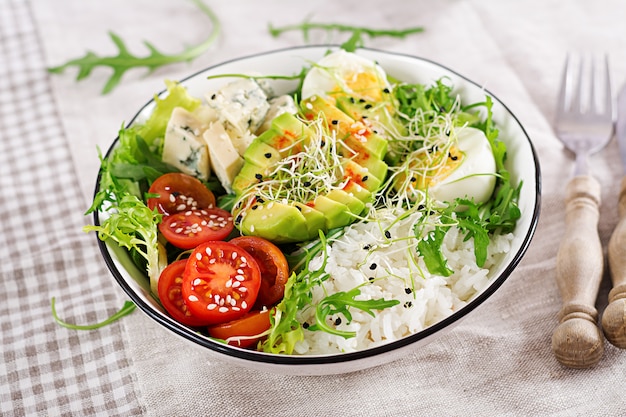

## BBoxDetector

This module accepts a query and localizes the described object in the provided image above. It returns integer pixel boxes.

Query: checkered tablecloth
[3,0,626,415]
[0,1,143,415]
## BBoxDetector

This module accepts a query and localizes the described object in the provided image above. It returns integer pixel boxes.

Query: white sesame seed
[305,102,313,109]
[193,278,202,286]
[241,301,248,309]
[214,294,220,303]
[218,307,229,313]
[239,287,247,293]
[232,307,240,311]
[232,281,241,288]
[237,269,244,274]
[225,279,232,288]
[230,299,236,306]
[206,247,212,256]
[196,253,202,260]
[175,227,183,234]
[209,258,216,264]
[188,295,199,302]
[232,251,238,260]
[207,303,217,310]
[169,194,176,203]
[250,225,255,232]
[235,275,245,281]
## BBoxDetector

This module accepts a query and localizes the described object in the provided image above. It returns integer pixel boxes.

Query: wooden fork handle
[602,177,626,348]
[552,175,604,368]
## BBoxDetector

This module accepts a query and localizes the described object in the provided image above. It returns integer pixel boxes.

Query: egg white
[301,50,390,101]
[429,127,497,205]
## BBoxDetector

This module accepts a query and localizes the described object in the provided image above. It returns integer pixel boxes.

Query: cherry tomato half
[207,309,271,348]
[230,236,289,309]
[182,241,261,325]
[157,259,207,327]
[158,208,234,249]
[147,172,215,215]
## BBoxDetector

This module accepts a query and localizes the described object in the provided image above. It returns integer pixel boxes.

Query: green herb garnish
[268,21,424,52]
[47,0,221,94]
[51,298,136,330]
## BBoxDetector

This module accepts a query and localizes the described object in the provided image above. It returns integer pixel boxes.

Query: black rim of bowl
[93,45,542,367]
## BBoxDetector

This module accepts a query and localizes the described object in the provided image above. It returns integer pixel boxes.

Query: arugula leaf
[47,0,221,94]
[308,288,400,338]
[51,298,136,330]
[268,21,424,51]
[261,231,332,354]
[416,227,454,277]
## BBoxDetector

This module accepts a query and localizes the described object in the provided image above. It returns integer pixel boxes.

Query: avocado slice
[243,136,282,168]
[336,96,406,138]
[342,159,382,193]
[342,179,373,204]
[260,113,313,157]
[293,202,328,238]
[231,163,267,195]
[239,201,311,243]
[326,189,366,216]
[308,196,353,230]
[301,95,388,159]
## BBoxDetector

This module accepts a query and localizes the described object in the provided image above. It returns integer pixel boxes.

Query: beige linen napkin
[35,0,626,415]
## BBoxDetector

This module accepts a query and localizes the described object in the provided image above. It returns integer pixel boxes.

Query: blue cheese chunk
[162,107,211,181]
[202,122,244,194]
[256,95,298,134]
[206,78,270,141]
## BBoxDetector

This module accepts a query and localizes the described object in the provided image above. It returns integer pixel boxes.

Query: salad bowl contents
[89,46,540,375]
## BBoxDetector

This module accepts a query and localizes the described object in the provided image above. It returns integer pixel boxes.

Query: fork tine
[571,55,584,114]
[602,54,612,116]
[556,54,571,116]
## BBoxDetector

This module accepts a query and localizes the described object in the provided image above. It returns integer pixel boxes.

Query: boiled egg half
[301,50,390,103]
[396,126,497,205]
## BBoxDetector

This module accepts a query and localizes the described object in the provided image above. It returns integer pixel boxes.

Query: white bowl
[93,46,541,375]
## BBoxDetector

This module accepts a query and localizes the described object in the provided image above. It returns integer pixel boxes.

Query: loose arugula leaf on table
[51,298,136,330]
[268,21,424,52]
[47,0,221,94]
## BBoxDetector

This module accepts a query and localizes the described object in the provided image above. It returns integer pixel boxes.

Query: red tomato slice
[230,236,289,309]
[158,208,234,249]
[147,172,216,215]
[207,309,271,348]
[182,241,261,325]
[157,259,207,327]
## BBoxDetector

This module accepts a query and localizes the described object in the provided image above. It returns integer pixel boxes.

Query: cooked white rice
[293,208,513,355]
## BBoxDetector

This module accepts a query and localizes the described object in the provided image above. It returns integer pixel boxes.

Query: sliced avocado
[261,113,313,156]
[231,163,266,195]
[243,135,282,168]
[292,202,327,237]
[326,189,365,216]
[301,96,388,160]
[342,159,382,193]
[239,201,311,243]
[308,195,353,230]
[342,180,372,204]
[336,96,406,139]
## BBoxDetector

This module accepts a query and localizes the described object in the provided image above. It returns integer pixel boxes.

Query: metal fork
[551,54,614,369]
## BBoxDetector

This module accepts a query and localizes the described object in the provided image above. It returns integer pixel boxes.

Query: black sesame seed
[254,173,263,180]
[383,88,390,94]
[296,205,302,211]
[369,263,377,270]
[368,276,375,282]
[210,94,216,100]
[384,230,391,239]
[417,204,425,210]
[302,322,309,329]
[451,155,458,161]
[251,205,258,210]
[363,244,371,250]
[303,181,311,187]
[349,97,355,103]
[321,140,326,147]
[264,152,272,158]
[362,115,368,119]
[257,197,264,204]
[405,288,412,294]
[334,317,342,325]
[410,177,417,182]
[235,214,242,224]
[359,98,366,103]
[404,301,413,308]
[364,104,373,110]
[331,120,339,125]
[362,175,368,182]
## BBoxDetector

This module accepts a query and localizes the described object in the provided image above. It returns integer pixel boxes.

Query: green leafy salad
[86,48,521,354]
